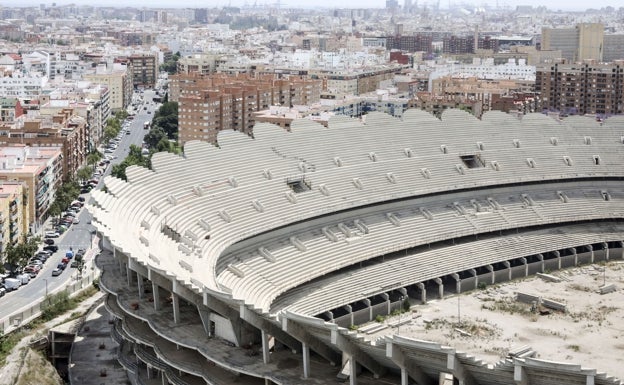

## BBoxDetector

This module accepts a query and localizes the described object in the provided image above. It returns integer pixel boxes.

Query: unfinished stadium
[89,109,624,385]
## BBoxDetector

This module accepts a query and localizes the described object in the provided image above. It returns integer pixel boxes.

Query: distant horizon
[4,0,624,12]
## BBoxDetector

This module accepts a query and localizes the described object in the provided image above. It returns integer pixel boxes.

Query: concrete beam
[331,328,387,378]
[281,317,340,365]
[240,304,301,353]
[447,353,475,385]
[386,341,435,385]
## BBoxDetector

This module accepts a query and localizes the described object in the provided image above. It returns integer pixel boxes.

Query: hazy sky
[11,0,624,11]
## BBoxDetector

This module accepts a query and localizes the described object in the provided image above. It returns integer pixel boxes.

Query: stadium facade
[90,110,624,385]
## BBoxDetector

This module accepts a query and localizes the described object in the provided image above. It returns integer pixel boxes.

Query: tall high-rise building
[536,61,624,116]
[542,23,604,62]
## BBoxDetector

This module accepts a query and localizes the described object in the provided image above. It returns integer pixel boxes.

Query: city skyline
[7,0,624,11]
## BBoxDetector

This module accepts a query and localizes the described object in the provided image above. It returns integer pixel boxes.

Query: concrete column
[343,305,353,327]
[152,282,161,311]
[587,374,595,385]
[147,364,151,379]
[161,370,167,385]
[434,278,443,299]
[503,260,511,281]
[571,247,578,266]
[302,342,310,378]
[452,273,460,294]
[401,367,409,385]
[603,242,609,262]
[514,364,528,385]
[362,299,372,322]
[520,257,528,277]
[325,311,334,322]
[172,292,180,324]
[486,265,495,284]
[380,293,390,314]
[537,254,544,273]
[554,250,561,270]
[137,273,143,299]
[588,244,594,263]
[620,241,624,259]
[416,283,426,304]
[261,330,270,364]
[126,263,132,287]
[469,269,477,288]
[349,355,358,385]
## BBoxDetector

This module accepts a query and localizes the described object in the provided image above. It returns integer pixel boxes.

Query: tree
[144,127,167,149]
[111,144,150,181]
[86,152,102,170]
[3,237,40,273]
[77,166,92,183]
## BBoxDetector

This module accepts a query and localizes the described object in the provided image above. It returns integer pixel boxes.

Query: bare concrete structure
[91,110,624,385]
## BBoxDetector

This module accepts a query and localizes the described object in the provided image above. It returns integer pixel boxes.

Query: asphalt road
[0,91,158,319]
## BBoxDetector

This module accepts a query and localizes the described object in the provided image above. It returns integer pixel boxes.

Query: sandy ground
[373,261,624,381]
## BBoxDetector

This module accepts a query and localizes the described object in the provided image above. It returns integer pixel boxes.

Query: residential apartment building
[310,65,405,97]
[177,73,322,145]
[0,109,89,181]
[0,146,62,227]
[536,61,624,116]
[0,71,48,99]
[118,54,158,88]
[0,182,29,250]
[83,62,133,112]
[542,23,604,63]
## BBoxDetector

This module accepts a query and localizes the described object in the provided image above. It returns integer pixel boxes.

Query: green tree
[3,236,39,272]
[144,127,167,149]
[111,145,150,181]
[86,152,102,171]
[77,166,92,183]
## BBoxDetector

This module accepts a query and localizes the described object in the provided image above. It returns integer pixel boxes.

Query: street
[0,90,158,319]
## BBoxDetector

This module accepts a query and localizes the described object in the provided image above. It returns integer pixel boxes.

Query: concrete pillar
[416,283,426,304]
[152,282,161,311]
[571,247,578,266]
[503,260,511,281]
[325,311,334,322]
[554,250,561,270]
[261,330,270,364]
[588,244,594,263]
[172,292,180,324]
[401,367,409,385]
[486,265,495,284]
[302,342,310,378]
[362,299,372,322]
[520,257,528,277]
[587,374,595,385]
[603,242,609,262]
[469,269,477,288]
[380,293,390,315]
[620,241,624,259]
[161,370,167,385]
[343,305,353,327]
[125,263,132,287]
[137,273,143,299]
[452,273,461,294]
[514,364,528,385]
[349,355,358,385]
[537,254,544,273]
[434,278,443,299]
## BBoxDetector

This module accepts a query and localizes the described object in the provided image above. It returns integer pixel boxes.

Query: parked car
[72,218,80,224]
[43,245,59,253]
[44,231,60,238]
[44,238,55,245]
[77,196,86,202]
[51,268,62,276]
[16,273,30,285]
[0,286,6,297]
[3,278,20,291]
[57,262,67,270]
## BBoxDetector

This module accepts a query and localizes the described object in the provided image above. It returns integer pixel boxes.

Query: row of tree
[111,102,179,181]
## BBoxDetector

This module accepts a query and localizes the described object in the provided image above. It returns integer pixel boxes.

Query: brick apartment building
[536,61,624,116]
[175,73,322,145]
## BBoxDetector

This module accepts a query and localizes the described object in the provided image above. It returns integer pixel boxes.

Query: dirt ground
[374,261,624,381]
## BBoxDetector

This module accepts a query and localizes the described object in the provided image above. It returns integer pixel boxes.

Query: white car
[45,231,60,238]
[72,218,80,224]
